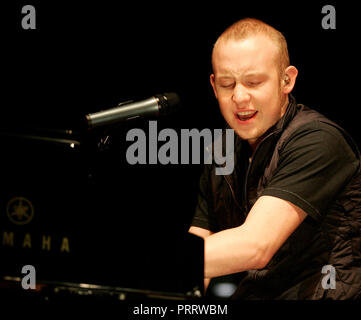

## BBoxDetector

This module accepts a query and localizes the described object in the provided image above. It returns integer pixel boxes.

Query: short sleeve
[262,121,359,221]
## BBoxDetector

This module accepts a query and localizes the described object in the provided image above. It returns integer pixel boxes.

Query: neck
[280,94,289,117]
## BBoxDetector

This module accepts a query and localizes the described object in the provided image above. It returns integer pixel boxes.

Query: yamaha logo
[6,197,34,225]
[3,197,70,252]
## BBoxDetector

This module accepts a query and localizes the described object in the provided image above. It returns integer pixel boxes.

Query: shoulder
[264,119,359,220]
[282,120,358,162]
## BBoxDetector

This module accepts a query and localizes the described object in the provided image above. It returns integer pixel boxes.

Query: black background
[1,0,359,298]
[3,1,357,139]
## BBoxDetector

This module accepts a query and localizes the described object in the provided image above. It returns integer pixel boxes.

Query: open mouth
[236,110,258,121]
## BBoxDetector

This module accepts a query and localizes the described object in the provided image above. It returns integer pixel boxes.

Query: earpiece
[284,75,290,84]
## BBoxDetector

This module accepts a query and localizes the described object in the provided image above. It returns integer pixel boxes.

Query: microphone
[85,92,181,128]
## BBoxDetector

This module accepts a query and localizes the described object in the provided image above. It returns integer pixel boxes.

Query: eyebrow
[216,76,234,80]
[216,71,266,79]
[244,72,267,77]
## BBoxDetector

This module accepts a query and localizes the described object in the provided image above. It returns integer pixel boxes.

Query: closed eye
[218,83,235,89]
[246,81,262,87]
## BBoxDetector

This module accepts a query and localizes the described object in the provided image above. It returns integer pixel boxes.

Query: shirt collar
[272,94,298,135]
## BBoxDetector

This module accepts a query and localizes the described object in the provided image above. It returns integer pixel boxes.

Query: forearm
[204,225,265,279]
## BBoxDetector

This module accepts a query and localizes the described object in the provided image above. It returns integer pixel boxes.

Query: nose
[232,83,251,107]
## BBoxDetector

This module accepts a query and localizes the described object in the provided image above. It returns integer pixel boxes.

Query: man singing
[189,18,361,299]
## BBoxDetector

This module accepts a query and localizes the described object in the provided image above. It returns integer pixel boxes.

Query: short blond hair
[212,18,290,77]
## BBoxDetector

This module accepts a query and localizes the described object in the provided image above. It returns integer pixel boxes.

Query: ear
[210,74,218,99]
[282,66,298,94]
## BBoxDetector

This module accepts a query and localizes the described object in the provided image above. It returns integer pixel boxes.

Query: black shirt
[191,98,361,300]
[192,120,359,230]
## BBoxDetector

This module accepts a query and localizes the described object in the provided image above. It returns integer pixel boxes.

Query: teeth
[237,111,256,116]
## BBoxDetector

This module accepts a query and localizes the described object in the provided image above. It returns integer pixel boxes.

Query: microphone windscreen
[157,92,181,116]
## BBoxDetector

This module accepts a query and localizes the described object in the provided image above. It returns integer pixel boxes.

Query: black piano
[0,122,204,302]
